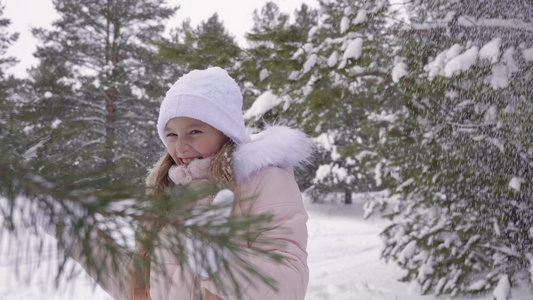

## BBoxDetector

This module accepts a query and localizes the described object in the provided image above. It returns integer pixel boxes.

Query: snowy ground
[305,194,475,300]
[1,192,528,299]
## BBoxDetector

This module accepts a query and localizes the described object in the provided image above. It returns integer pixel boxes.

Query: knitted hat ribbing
[157,67,245,146]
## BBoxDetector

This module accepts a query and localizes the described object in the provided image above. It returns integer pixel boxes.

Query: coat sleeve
[67,228,132,300]
[201,166,309,300]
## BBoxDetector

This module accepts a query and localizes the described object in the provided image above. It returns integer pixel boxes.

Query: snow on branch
[458,16,533,32]
[243,91,283,121]
[407,16,533,33]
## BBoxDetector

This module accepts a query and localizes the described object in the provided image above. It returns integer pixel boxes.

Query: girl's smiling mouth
[180,157,203,165]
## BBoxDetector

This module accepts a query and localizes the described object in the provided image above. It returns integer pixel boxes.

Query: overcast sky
[3,0,316,78]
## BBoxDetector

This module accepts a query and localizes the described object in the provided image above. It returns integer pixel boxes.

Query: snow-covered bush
[371,0,533,296]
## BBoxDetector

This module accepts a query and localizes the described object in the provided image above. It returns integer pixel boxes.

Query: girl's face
[164,117,227,166]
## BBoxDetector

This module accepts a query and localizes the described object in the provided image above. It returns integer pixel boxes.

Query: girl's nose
[176,140,190,154]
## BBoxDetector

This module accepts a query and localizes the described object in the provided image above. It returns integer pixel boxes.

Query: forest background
[1,0,532,299]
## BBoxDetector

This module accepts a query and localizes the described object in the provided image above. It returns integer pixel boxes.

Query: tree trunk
[104,3,120,164]
[344,188,352,204]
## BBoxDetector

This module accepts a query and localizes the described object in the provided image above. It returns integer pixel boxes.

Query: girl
[71,67,311,299]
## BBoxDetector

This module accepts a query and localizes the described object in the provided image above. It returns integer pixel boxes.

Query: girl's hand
[185,189,234,279]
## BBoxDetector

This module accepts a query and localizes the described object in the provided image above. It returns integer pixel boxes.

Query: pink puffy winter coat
[69,126,311,300]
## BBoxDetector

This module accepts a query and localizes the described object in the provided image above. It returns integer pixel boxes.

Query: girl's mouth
[180,157,203,165]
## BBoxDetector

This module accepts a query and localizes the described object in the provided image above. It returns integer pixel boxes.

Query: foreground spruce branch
[0,152,282,297]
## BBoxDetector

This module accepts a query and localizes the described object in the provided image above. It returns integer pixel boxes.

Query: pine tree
[238,2,321,191]
[0,1,17,77]
[0,0,24,159]
[243,2,306,90]
[156,13,241,78]
[362,0,533,295]
[243,0,396,203]
[241,2,316,110]
[0,0,19,111]
[26,0,176,179]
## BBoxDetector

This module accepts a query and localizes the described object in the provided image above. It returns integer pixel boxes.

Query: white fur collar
[233,126,312,182]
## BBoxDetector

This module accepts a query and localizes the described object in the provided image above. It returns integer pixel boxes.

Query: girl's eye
[166,133,177,137]
[190,130,202,135]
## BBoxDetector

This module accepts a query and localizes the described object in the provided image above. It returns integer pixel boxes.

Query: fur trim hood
[233,126,312,182]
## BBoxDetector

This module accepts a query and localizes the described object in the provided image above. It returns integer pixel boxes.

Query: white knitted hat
[157,67,245,146]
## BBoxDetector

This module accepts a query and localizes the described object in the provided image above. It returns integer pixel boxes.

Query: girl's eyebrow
[164,125,179,132]
[186,123,209,130]
[164,122,206,132]
[187,120,206,127]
